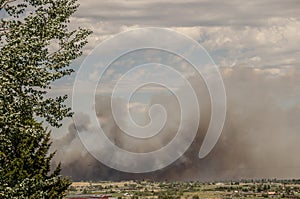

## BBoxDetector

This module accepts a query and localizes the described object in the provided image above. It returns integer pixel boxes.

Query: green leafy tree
[0,0,91,198]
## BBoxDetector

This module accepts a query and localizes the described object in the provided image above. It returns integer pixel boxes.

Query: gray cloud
[75,0,300,27]
[67,0,300,70]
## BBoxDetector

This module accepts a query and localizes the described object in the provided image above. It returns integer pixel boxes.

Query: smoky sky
[1,0,298,183]
[49,0,300,181]
[51,66,300,181]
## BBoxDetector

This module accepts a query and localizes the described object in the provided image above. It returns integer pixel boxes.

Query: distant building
[267,191,276,195]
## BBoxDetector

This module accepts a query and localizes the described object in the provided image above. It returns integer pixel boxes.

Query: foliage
[0,0,91,198]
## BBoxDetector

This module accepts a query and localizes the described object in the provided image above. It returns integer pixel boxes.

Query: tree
[0,0,91,198]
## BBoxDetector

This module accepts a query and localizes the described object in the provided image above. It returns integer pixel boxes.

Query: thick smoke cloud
[52,66,300,181]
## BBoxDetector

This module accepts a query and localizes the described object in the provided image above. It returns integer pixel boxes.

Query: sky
[72,0,300,68]
[48,0,300,101]
[51,0,300,130]
[48,0,300,180]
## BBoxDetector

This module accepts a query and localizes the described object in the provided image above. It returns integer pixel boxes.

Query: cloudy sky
[71,0,300,70]
[47,0,300,180]
[51,0,300,134]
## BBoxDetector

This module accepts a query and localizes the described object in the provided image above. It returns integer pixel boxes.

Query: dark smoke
[52,66,300,181]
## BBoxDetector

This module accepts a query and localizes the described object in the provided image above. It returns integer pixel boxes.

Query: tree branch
[0,0,17,9]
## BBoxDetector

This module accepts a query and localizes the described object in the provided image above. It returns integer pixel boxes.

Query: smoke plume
[52,66,300,181]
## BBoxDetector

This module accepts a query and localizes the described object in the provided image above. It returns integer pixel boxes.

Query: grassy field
[67,179,300,198]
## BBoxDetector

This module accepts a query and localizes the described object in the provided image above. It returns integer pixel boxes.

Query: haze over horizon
[49,0,300,181]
